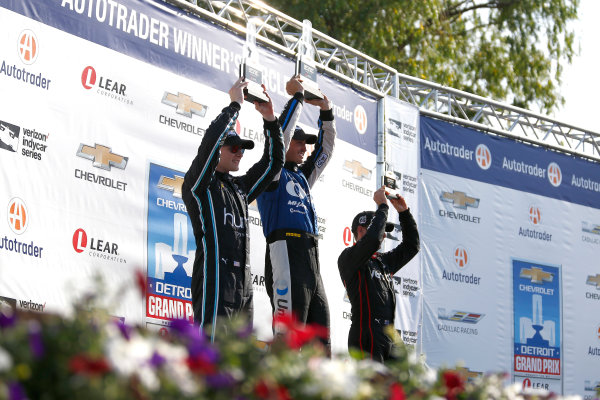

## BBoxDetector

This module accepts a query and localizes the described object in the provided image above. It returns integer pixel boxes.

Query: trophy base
[304,87,324,101]
[244,87,269,103]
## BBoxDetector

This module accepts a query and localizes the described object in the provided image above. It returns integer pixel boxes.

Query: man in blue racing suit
[257,76,336,354]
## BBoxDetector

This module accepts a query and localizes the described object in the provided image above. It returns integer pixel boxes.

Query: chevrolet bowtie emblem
[162,92,207,118]
[520,267,553,284]
[158,175,184,198]
[441,191,480,209]
[77,143,128,170]
[586,274,600,289]
[343,160,371,180]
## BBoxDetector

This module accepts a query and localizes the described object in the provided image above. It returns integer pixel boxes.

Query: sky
[552,0,600,133]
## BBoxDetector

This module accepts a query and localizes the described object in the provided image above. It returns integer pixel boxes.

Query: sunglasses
[229,145,245,154]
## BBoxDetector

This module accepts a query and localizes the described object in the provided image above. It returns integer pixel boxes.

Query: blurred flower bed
[0,275,594,400]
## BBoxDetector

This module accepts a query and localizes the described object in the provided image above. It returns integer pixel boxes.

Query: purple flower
[188,343,219,363]
[149,351,166,368]
[8,381,27,400]
[237,323,253,339]
[170,319,204,342]
[206,372,235,388]
[28,321,44,359]
[114,320,132,340]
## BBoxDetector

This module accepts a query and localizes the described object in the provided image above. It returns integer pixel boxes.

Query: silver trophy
[295,20,323,100]
[239,21,268,103]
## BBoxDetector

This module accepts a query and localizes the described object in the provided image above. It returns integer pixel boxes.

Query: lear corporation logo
[72,228,125,263]
[343,160,371,180]
[353,105,367,134]
[157,175,184,198]
[454,246,468,268]
[76,143,128,171]
[161,92,207,118]
[547,162,562,187]
[528,206,541,225]
[81,66,132,105]
[475,144,492,170]
[7,198,28,235]
[441,191,479,209]
[17,30,38,65]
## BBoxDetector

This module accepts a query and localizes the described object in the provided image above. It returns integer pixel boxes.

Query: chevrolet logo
[77,143,127,171]
[586,274,600,289]
[454,367,482,381]
[162,92,207,118]
[441,191,480,209]
[520,267,553,284]
[343,160,371,180]
[157,175,184,198]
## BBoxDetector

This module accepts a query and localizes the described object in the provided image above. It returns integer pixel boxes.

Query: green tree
[265,0,578,113]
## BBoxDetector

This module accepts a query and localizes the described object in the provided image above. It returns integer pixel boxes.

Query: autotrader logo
[529,206,541,225]
[454,246,468,268]
[547,162,562,187]
[353,105,367,134]
[7,197,28,235]
[475,144,491,170]
[17,30,38,65]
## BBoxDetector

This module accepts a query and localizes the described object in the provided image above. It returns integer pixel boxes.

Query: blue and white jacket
[257,94,336,238]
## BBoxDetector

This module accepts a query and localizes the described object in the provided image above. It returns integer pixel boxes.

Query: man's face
[216,145,244,172]
[355,225,367,242]
[286,139,306,164]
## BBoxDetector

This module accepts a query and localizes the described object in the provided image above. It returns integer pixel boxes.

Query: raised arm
[380,196,420,275]
[240,85,285,202]
[300,95,336,188]
[338,187,389,275]
[182,79,246,200]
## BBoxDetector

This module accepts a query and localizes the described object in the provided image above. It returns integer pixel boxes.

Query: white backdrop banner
[419,116,600,396]
[0,0,379,355]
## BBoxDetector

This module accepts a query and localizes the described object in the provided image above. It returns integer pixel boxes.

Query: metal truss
[165,0,600,162]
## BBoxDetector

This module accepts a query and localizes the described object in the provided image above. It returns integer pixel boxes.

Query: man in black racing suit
[182,78,284,341]
[338,186,420,362]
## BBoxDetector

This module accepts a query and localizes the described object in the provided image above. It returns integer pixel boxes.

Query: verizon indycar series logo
[146,163,195,323]
[513,261,561,380]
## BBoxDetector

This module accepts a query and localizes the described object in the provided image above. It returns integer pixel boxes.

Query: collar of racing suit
[283,161,299,172]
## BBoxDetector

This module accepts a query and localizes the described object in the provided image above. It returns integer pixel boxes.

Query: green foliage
[264,0,579,113]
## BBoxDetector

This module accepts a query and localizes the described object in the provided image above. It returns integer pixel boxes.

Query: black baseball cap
[351,211,395,236]
[292,126,317,145]
[223,130,254,149]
